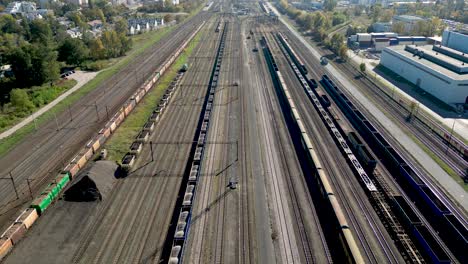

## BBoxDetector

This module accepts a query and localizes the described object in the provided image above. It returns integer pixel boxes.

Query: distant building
[63,0,88,6]
[381,44,468,106]
[66,27,82,38]
[4,1,36,14]
[392,15,425,33]
[3,1,52,19]
[128,18,164,35]
[442,29,468,54]
[372,22,392,33]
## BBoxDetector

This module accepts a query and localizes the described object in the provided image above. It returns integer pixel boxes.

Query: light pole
[445,119,456,154]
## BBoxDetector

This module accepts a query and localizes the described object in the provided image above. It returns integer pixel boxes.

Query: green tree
[332,12,346,26]
[338,45,348,60]
[164,14,174,23]
[354,5,364,16]
[329,33,345,53]
[8,45,33,87]
[10,89,34,112]
[89,38,105,60]
[114,18,128,35]
[370,4,382,22]
[360,63,366,74]
[31,45,60,84]
[392,21,406,34]
[119,33,132,56]
[324,0,337,11]
[61,3,79,14]
[0,15,22,34]
[58,37,89,66]
[30,19,53,44]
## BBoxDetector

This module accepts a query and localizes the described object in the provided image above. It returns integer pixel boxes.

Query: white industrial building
[442,29,468,54]
[381,44,468,106]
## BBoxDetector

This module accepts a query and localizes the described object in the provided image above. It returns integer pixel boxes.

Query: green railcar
[30,172,71,214]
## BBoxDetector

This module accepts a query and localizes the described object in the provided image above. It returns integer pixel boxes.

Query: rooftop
[384,45,468,80]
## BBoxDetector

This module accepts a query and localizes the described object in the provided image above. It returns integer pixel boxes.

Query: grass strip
[0,79,77,133]
[105,30,203,162]
[0,27,175,157]
[408,134,467,192]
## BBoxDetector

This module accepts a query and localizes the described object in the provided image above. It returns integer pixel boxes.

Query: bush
[10,89,34,113]
[82,61,107,71]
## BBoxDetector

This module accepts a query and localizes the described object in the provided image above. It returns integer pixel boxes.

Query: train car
[168,245,182,264]
[413,225,451,264]
[438,214,468,263]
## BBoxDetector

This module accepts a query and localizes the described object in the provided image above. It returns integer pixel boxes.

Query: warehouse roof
[383,45,468,80]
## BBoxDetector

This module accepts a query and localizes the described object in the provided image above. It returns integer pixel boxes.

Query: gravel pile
[64,161,118,201]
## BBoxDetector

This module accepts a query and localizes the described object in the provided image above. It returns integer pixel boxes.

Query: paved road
[2,18,217,264]
[0,11,210,230]
[0,71,99,140]
[271,6,468,211]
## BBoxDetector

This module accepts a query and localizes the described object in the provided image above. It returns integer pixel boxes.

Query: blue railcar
[438,214,468,263]
[413,225,451,264]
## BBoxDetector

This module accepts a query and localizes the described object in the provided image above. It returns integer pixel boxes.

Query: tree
[360,63,366,74]
[332,12,346,26]
[338,45,348,60]
[10,89,34,112]
[455,0,465,11]
[354,5,364,16]
[118,33,132,56]
[0,15,22,34]
[329,33,345,53]
[30,19,53,44]
[58,38,89,66]
[114,18,128,35]
[370,4,382,22]
[164,14,174,23]
[8,46,33,87]
[61,3,79,14]
[392,22,406,34]
[89,38,105,60]
[324,0,337,11]
[31,45,60,84]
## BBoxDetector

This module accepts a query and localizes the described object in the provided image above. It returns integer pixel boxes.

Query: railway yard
[0,1,467,264]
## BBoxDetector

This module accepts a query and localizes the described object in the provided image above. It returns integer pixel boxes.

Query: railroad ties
[321,74,466,263]
[163,22,229,264]
[274,32,435,263]
[0,21,207,263]
[261,35,366,264]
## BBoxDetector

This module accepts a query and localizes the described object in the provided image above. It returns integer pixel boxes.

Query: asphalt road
[0,11,210,230]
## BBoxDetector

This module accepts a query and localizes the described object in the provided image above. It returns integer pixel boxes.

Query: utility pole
[68,105,73,121]
[150,141,154,162]
[27,178,33,200]
[9,172,19,200]
[445,119,456,154]
[54,113,60,131]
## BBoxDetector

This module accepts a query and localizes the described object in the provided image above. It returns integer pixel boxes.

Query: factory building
[442,29,468,54]
[380,44,468,107]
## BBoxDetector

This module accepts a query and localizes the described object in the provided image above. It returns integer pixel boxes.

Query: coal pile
[64,161,117,202]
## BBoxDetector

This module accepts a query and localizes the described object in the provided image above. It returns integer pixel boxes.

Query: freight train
[165,23,227,264]
[262,35,366,264]
[321,74,467,263]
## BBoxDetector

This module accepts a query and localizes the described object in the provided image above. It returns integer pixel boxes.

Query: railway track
[71,40,213,263]
[0,13,210,225]
[336,61,467,179]
[261,30,324,264]
[265,31,404,263]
